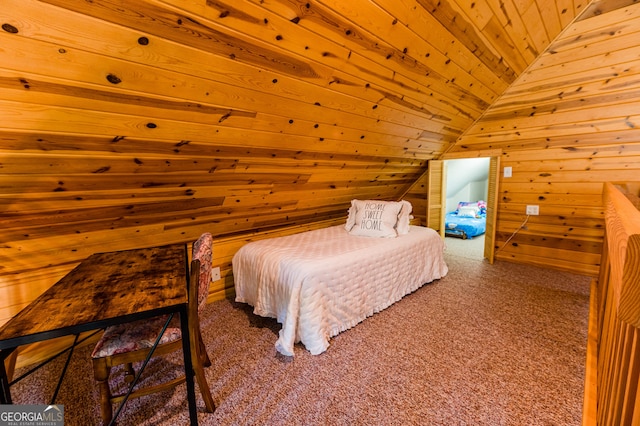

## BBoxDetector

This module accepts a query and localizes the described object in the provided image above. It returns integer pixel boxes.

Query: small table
[0,243,199,425]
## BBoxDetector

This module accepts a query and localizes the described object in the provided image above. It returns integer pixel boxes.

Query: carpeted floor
[9,241,591,425]
[443,234,485,260]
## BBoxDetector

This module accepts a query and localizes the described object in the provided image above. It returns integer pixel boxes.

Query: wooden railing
[589,182,640,425]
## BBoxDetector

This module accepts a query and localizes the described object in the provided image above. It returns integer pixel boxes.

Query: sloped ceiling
[164,0,592,156]
[1,0,617,235]
[450,0,640,154]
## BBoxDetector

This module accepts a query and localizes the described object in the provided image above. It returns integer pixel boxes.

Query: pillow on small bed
[457,200,486,215]
[457,201,477,211]
[349,200,403,238]
[457,206,480,218]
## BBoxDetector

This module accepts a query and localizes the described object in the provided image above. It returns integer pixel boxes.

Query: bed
[444,200,487,239]
[233,200,448,356]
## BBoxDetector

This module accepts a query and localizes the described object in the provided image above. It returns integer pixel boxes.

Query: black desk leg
[0,349,14,404]
[180,306,198,425]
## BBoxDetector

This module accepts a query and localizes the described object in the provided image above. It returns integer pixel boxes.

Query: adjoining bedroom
[443,157,489,260]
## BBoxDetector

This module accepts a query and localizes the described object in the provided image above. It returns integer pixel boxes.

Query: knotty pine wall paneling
[452,3,640,276]
[0,0,444,327]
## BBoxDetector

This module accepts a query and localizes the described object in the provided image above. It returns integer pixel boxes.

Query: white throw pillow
[457,206,479,218]
[344,199,358,231]
[397,200,413,235]
[349,200,403,238]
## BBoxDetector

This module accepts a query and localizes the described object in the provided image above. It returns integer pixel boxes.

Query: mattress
[445,212,486,238]
[232,225,448,356]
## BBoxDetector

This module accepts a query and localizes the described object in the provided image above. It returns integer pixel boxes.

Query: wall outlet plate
[526,205,539,215]
[504,166,512,178]
[211,266,221,281]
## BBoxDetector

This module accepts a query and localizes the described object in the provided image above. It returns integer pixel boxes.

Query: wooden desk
[0,243,199,425]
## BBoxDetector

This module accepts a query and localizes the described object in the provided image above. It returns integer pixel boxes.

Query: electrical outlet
[211,267,221,281]
[504,166,512,178]
[526,205,539,215]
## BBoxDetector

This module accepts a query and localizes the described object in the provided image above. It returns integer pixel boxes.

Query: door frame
[435,150,501,263]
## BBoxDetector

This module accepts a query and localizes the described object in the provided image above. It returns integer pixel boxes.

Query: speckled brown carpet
[9,240,591,425]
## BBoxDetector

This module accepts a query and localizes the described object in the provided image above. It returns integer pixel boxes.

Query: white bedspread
[233,225,448,356]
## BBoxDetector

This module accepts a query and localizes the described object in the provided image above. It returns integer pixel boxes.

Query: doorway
[443,158,489,260]
[427,155,499,263]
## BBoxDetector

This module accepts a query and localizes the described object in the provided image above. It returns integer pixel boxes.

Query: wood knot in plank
[106,74,122,84]
[2,23,18,33]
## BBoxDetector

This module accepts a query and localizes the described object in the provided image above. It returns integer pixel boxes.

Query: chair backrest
[191,232,213,313]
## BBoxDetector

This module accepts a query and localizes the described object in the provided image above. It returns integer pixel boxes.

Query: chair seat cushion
[91,315,182,358]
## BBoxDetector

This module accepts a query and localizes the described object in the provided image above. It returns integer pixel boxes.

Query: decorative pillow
[457,206,479,218]
[345,199,357,231]
[396,200,413,235]
[457,201,478,211]
[349,200,403,238]
[457,200,486,215]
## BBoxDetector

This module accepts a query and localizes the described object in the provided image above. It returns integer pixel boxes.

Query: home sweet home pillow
[348,200,403,238]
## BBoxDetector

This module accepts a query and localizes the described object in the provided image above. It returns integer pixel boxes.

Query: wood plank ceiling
[1,0,639,323]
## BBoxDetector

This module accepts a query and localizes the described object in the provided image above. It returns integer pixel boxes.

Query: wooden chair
[91,233,215,425]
